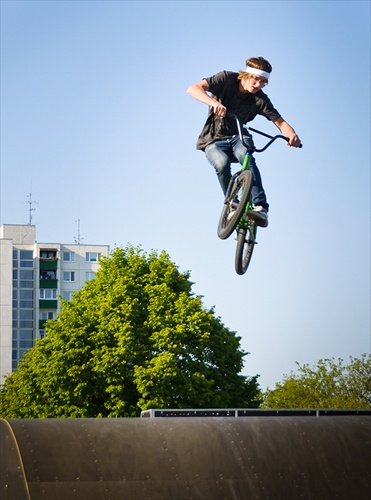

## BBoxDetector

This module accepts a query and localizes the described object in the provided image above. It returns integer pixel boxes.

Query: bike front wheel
[235,222,257,275]
[217,170,253,240]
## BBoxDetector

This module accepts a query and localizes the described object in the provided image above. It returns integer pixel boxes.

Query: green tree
[261,355,371,409]
[0,246,260,418]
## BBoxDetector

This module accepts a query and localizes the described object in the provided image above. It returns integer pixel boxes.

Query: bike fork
[237,216,257,244]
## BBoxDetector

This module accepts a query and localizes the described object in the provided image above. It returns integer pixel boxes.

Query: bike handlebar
[227,113,302,152]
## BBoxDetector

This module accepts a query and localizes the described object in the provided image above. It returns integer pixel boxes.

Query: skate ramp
[1,415,370,499]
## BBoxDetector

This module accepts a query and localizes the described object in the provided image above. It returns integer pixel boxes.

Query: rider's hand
[288,134,301,147]
[212,102,227,118]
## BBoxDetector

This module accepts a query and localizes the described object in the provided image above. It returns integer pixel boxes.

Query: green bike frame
[237,152,255,232]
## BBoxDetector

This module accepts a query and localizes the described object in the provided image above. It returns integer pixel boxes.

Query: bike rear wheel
[235,221,257,275]
[217,170,253,240]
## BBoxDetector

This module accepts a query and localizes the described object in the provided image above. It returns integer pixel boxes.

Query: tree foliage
[261,354,371,409]
[0,246,260,418]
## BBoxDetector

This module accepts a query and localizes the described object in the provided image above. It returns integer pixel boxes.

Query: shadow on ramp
[1,416,370,499]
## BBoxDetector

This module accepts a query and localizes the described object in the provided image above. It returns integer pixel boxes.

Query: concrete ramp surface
[1,416,370,499]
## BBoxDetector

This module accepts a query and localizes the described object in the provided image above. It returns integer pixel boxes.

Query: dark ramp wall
[1,416,370,500]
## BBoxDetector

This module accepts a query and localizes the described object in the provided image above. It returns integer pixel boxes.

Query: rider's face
[240,75,268,94]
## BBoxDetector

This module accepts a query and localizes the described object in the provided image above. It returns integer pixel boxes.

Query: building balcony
[39,279,58,289]
[40,258,58,270]
[39,300,58,309]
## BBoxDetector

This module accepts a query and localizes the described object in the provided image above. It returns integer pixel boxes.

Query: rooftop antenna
[26,191,38,225]
[74,218,84,245]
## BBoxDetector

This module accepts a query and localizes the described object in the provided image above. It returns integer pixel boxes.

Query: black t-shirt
[196,71,282,150]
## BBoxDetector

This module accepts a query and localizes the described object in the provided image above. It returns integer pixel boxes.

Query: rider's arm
[187,80,227,117]
[273,118,301,147]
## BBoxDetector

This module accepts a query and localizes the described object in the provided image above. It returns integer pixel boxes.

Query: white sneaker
[227,199,239,221]
[227,207,236,221]
[247,205,268,227]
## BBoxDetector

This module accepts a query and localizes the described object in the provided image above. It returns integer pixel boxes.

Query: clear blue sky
[1,0,370,390]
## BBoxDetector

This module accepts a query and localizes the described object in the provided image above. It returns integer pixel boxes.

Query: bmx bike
[217,113,300,275]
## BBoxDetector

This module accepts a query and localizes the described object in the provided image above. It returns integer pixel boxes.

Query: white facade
[0,224,110,383]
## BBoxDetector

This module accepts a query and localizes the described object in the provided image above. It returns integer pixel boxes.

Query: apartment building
[0,224,110,383]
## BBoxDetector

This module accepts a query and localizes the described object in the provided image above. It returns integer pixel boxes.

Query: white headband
[245,66,270,80]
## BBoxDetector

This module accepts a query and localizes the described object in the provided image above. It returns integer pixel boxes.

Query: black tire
[217,170,253,240]
[235,222,257,275]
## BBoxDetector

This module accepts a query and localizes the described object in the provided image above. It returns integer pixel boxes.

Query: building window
[39,330,46,339]
[19,330,33,340]
[86,272,95,281]
[40,289,57,299]
[86,252,100,262]
[19,269,34,289]
[63,271,75,282]
[13,290,18,308]
[20,300,33,308]
[20,280,34,288]
[19,340,34,348]
[20,250,33,260]
[40,271,56,280]
[12,310,18,328]
[19,321,33,328]
[61,291,73,301]
[18,289,33,308]
[20,270,33,280]
[19,310,33,328]
[20,260,33,268]
[63,251,75,262]
[20,310,33,320]
[40,250,57,259]
[40,312,54,321]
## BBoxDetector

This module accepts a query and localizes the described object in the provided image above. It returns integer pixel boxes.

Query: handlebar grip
[284,136,303,148]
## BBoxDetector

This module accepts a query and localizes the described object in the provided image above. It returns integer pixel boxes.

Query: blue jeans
[205,135,269,210]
